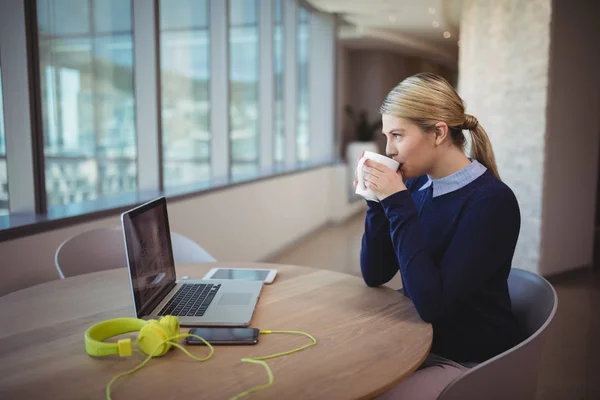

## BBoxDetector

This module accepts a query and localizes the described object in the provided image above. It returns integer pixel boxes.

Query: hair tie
[463,114,478,130]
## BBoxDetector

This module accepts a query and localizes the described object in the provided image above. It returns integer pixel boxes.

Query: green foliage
[344,105,381,142]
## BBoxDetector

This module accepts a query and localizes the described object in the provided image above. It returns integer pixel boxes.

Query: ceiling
[307,0,462,67]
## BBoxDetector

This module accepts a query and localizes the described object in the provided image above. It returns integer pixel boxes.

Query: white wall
[0,166,365,296]
[539,0,600,275]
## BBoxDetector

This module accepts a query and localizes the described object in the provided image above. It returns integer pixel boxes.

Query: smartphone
[186,327,260,345]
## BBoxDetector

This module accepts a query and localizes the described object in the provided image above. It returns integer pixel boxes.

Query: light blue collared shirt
[419,160,487,197]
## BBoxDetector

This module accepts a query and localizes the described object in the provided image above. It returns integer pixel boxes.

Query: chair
[438,268,558,400]
[169,231,216,264]
[55,227,216,279]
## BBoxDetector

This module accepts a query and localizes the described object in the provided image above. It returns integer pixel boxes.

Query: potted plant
[345,105,382,143]
[344,106,381,197]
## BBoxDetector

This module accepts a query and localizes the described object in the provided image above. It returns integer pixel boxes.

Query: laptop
[121,197,264,326]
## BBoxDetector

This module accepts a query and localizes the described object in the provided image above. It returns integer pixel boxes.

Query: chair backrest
[55,227,127,279]
[169,231,217,264]
[508,268,557,336]
[55,227,215,278]
[437,268,558,400]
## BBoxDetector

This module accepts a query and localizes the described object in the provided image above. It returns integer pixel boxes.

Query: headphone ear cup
[159,316,180,339]
[138,321,170,357]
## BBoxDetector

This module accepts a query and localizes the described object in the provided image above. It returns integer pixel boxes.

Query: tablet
[202,268,278,284]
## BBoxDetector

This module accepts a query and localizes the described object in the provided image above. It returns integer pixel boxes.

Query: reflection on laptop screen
[123,199,175,315]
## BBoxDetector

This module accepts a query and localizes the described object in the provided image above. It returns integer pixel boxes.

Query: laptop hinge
[140,281,177,317]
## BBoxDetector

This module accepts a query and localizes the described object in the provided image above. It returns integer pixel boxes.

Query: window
[37,0,137,206]
[296,6,310,163]
[0,63,8,215]
[229,0,259,180]
[273,0,284,165]
[160,0,210,188]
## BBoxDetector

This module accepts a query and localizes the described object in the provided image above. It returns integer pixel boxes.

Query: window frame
[0,0,338,242]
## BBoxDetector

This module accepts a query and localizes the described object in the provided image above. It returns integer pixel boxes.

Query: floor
[271,211,600,400]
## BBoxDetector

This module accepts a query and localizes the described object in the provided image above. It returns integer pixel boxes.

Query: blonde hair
[380,72,500,179]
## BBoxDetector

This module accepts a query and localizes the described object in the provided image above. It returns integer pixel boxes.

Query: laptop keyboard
[158,283,222,317]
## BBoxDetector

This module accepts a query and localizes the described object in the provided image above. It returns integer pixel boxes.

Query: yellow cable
[228,330,317,400]
[229,359,274,400]
[104,330,317,400]
[106,333,213,400]
[253,330,317,360]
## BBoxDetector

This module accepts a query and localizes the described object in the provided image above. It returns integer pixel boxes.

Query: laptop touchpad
[218,293,253,306]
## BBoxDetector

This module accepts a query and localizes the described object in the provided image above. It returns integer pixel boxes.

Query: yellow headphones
[85,316,317,400]
[85,316,180,358]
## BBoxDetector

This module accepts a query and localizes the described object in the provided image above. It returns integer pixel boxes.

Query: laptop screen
[122,198,176,316]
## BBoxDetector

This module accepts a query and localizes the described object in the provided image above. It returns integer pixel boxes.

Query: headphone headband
[85,318,148,357]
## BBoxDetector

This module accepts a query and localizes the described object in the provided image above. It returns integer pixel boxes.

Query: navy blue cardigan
[360,171,525,363]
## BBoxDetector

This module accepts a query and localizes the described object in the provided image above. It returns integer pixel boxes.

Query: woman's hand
[362,159,406,200]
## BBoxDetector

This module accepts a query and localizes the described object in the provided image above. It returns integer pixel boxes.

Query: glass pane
[229,0,259,180]
[37,0,90,37]
[45,158,98,205]
[0,64,8,215]
[160,0,208,30]
[94,35,135,158]
[231,163,259,182]
[229,0,257,25]
[94,0,132,34]
[273,0,284,164]
[275,0,283,23]
[0,158,9,216]
[99,160,137,196]
[39,37,95,157]
[297,6,310,162]
[0,65,5,156]
[38,0,137,207]
[164,161,210,188]
[299,4,310,22]
[160,0,210,188]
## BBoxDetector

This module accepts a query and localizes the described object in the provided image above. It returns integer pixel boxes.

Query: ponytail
[463,114,500,180]
[380,73,501,180]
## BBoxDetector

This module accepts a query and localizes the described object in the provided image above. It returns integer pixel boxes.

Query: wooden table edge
[359,339,432,400]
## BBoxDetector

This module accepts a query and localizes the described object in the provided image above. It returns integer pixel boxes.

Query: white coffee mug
[355,151,400,202]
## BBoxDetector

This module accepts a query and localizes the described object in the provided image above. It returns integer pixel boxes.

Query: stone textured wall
[458,0,552,272]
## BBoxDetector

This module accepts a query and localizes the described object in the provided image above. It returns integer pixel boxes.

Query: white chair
[169,231,216,264]
[55,227,215,279]
[437,268,558,400]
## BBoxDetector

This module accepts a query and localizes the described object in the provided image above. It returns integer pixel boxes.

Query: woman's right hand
[353,152,365,189]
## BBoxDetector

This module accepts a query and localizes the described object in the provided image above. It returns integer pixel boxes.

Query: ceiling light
[432,21,440,28]
[429,7,436,14]
[389,16,397,22]
[443,31,451,39]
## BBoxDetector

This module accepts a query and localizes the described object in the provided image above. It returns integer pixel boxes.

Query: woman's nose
[385,143,397,158]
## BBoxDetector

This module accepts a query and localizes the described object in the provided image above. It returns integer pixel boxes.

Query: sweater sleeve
[359,200,400,288]
[379,189,520,323]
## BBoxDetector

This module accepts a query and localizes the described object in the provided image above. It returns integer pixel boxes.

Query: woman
[356,73,525,399]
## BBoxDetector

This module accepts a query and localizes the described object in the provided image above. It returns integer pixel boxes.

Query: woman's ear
[434,122,449,146]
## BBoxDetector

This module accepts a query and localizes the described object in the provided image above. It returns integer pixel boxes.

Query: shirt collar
[419,160,487,197]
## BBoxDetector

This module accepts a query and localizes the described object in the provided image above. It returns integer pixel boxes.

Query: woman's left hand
[363,159,407,200]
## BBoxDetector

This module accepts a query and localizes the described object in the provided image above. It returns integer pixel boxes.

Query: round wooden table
[0,262,432,399]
